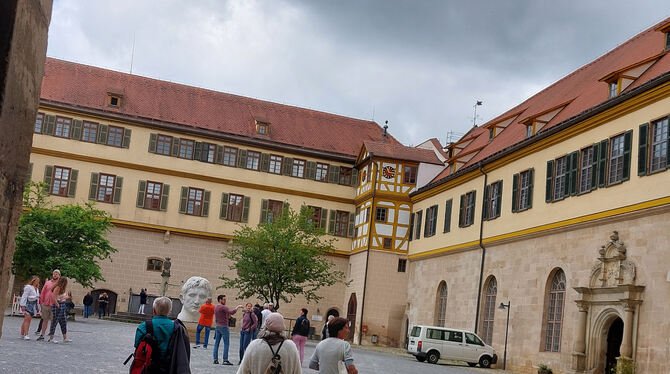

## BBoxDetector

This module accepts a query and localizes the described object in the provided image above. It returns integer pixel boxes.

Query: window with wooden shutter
[178,139,195,159]
[200,143,216,163]
[339,167,352,185]
[415,210,423,239]
[316,163,329,182]
[333,211,350,237]
[409,212,415,241]
[260,199,269,224]
[54,116,72,138]
[267,200,283,223]
[97,124,109,144]
[517,169,533,211]
[282,157,293,175]
[328,165,340,183]
[143,181,163,210]
[305,161,316,180]
[579,146,595,193]
[443,199,453,233]
[71,119,83,140]
[227,194,245,221]
[425,205,438,237]
[328,209,336,233]
[260,153,270,172]
[94,173,116,203]
[220,193,229,219]
[215,145,224,164]
[236,149,247,168]
[459,191,476,227]
[246,151,261,170]
[552,156,568,201]
[159,184,170,211]
[81,121,98,143]
[223,147,238,166]
[184,187,205,216]
[88,172,99,200]
[34,112,44,133]
[608,133,626,185]
[122,128,132,148]
[107,126,124,147]
[268,155,283,174]
[136,180,147,208]
[49,166,70,196]
[348,212,355,237]
[242,196,250,223]
[170,137,180,157]
[291,159,306,178]
[483,181,502,220]
[44,115,56,135]
[113,176,123,204]
[308,206,322,227]
[156,134,173,155]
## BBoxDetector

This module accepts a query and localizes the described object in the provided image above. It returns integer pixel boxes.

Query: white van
[406,325,498,368]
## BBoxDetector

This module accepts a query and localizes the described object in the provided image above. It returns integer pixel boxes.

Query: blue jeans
[251,328,258,340]
[239,330,252,360]
[196,324,210,347]
[84,305,92,318]
[212,326,230,361]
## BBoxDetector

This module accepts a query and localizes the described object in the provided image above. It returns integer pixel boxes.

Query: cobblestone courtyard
[0,315,505,373]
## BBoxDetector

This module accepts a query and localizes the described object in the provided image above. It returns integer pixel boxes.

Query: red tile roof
[40,58,400,159]
[363,141,443,165]
[442,17,670,175]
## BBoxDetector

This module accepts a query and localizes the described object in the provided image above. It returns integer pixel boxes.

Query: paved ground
[0,315,513,373]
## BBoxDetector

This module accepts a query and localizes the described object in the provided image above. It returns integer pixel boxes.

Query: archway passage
[605,318,623,374]
[326,308,340,318]
[91,289,118,316]
[347,293,357,341]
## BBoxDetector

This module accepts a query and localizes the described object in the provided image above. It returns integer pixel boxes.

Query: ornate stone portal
[572,231,644,373]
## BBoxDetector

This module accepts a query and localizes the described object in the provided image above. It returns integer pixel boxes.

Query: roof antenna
[130,32,136,74]
[473,100,483,127]
[383,120,388,138]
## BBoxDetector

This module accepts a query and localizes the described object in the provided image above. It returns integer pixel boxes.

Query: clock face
[382,166,396,179]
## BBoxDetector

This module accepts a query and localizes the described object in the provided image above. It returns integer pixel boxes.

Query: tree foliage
[220,205,347,309]
[12,182,117,288]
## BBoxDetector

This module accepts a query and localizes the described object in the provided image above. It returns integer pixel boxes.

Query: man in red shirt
[195,297,215,349]
[212,295,242,365]
[36,269,60,340]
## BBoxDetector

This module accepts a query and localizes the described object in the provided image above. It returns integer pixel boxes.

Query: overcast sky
[47,1,669,146]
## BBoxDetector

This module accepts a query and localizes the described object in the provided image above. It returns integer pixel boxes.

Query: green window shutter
[527,168,534,208]
[113,176,123,204]
[409,212,415,240]
[320,208,328,229]
[351,168,359,186]
[569,151,579,196]
[159,184,170,211]
[443,200,452,233]
[306,161,316,180]
[415,211,423,239]
[88,172,99,200]
[260,199,269,224]
[148,133,158,153]
[171,137,180,157]
[97,124,108,144]
[283,157,294,175]
[591,143,599,190]
[458,194,465,226]
[495,181,503,218]
[122,128,132,148]
[638,123,649,176]
[215,145,224,164]
[260,153,270,172]
[179,187,188,214]
[425,206,433,236]
[512,173,519,212]
[194,142,203,161]
[242,196,251,222]
[71,119,83,140]
[220,193,229,220]
[328,210,336,233]
[622,130,633,181]
[44,115,56,135]
[545,160,554,203]
[348,212,355,237]
[136,180,147,208]
[598,139,608,187]
[469,190,476,224]
[202,190,211,217]
[432,206,438,235]
[328,165,340,183]
[67,169,78,197]
[237,149,247,168]
[43,165,54,193]
[482,184,490,220]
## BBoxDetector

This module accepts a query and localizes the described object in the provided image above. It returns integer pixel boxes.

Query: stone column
[620,301,635,358]
[571,300,588,371]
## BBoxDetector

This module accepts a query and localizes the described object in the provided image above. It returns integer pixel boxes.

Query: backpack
[125,320,162,374]
[264,339,285,374]
[300,317,310,336]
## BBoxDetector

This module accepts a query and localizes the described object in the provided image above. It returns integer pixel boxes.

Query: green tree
[220,205,347,309]
[12,182,117,287]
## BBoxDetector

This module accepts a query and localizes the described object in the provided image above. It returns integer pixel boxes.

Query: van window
[465,332,484,346]
[410,326,421,337]
[426,328,444,340]
[447,330,463,343]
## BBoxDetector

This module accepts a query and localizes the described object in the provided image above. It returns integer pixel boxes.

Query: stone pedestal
[183,321,199,343]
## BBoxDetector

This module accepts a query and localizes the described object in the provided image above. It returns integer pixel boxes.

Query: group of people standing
[18,269,72,343]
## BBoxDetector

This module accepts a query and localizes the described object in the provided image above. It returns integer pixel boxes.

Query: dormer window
[666,32,670,50]
[608,80,619,98]
[108,94,121,108]
[488,128,495,141]
[256,121,269,135]
[526,124,533,138]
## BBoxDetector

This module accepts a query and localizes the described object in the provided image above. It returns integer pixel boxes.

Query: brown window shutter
[283,157,294,176]
[202,190,211,217]
[43,165,54,194]
[44,115,56,135]
[97,124,108,144]
[179,187,188,214]
[148,133,158,153]
[328,165,340,183]
[136,180,147,208]
[71,119,83,140]
[242,196,251,223]
[260,153,270,172]
[67,169,78,197]
[122,128,132,148]
[88,172,99,200]
[237,149,247,168]
[113,176,123,204]
[348,212,355,237]
[159,184,170,211]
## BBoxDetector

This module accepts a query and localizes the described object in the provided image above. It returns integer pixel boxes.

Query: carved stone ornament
[589,231,636,288]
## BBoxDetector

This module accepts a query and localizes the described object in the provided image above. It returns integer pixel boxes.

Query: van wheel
[467,362,477,367]
[479,355,492,368]
[426,350,440,364]
[416,356,426,362]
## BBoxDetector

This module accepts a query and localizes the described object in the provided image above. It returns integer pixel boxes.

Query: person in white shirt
[260,302,273,330]
[19,276,40,340]
[236,312,301,374]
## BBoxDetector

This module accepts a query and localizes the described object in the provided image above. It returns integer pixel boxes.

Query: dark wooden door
[346,293,357,341]
[91,289,117,315]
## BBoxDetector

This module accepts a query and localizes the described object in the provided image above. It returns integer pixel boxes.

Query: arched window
[481,277,497,345]
[544,269,566,352]
[435,282,448,326]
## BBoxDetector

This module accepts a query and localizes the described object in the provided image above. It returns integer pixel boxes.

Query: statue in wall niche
[161,257,172,278]
[177,276,212,322]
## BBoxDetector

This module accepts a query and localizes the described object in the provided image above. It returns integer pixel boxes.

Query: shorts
[25,301,38,317]
[40,304,52,322]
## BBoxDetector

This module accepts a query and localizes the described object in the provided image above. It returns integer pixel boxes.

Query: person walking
[19,276,40,340]
[195,297,215,349]
[212,295,242,365]
[37,269,60,340]
[138,288,148,314]
[98,292,109,318]
[236,312,301,374]
[309,317,358,374]
[291,308,310,363]
[48,277,71,343]
[83,292,93,318]
[238,303,258,363]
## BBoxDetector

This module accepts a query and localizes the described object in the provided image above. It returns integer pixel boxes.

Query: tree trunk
[0,0,52,339]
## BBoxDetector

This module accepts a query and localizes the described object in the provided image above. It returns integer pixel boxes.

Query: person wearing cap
[236,312,301,374]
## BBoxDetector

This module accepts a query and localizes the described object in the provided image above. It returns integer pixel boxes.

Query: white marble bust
[177,276,212,322]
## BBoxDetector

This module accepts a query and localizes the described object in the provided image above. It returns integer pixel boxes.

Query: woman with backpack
[236,312,301,374]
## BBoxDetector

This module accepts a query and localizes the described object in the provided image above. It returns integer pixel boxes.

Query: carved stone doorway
[605,318,623,374]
